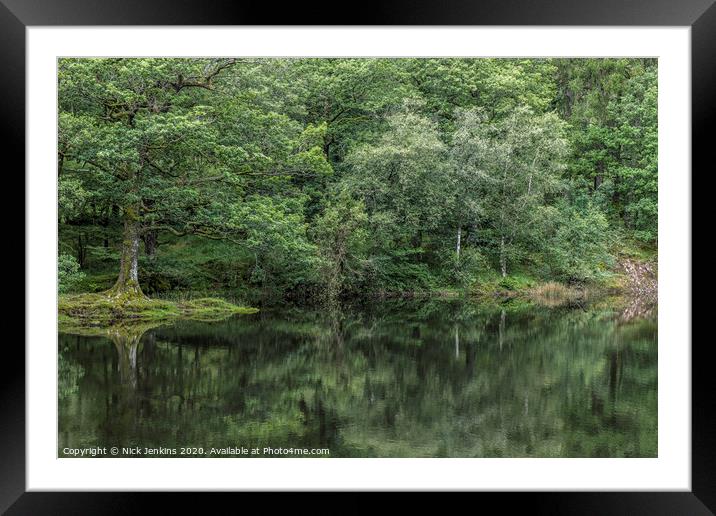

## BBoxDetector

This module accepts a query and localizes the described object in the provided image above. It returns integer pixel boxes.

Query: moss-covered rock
[176,297,259,322]
[58,292,257,329]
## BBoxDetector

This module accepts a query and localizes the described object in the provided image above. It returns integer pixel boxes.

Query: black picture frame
[4,0,710,512]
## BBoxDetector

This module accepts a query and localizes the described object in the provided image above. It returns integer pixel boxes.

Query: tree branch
[170,58,238,92]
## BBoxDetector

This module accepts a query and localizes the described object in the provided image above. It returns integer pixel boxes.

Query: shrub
[498,274,535,291]
[58,254,85,293]
[545,203,614,283]
[441,247,490,288]
[369,251,437,293]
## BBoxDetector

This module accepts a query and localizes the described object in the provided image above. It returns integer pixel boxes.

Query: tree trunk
[528,149,538,196]
[500,235,507,278]
[455,226,461,263]
[108,214,144,298]
[594,161,604,190]
[500,163,508,278]
[76,233,86,268]
[143,229,158,260]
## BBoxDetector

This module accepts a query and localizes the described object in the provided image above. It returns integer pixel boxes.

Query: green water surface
[58,299,657,458]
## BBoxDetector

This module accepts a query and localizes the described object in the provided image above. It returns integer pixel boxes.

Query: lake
[58,298,657,458]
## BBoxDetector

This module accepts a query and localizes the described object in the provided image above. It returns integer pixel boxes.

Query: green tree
[230,195,319,299]
[311,189,370,301]
[452,106,569,276]
[59,58,331,299]
[343,103,453,290]
[608,69,658,242]
[556,58,657,242]
[543,202,613,282]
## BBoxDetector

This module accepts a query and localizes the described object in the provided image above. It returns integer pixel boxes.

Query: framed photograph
[7,0,710,511]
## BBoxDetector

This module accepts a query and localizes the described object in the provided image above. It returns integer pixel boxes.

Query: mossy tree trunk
[108,208,145,298]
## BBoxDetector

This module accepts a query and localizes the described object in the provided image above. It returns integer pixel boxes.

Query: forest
[57,57,659,459]
[57,58,657,318]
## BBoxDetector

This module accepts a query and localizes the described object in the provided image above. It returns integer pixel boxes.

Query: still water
[58,299,657,458]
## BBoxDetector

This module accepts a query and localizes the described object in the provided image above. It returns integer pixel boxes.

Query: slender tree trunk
[76,233,86,268]
[500,163,508,278]
[455,226,461,263]
[528,149,538,197]
[101,204,114,249]
[500,235,507,278]
[108,211,144,298]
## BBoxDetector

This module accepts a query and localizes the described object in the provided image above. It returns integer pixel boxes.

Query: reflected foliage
[59,300,656,457]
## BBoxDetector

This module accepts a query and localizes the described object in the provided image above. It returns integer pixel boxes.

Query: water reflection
[58,299,657,457]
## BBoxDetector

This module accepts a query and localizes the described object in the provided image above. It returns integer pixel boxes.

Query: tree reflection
[59,300,657,457]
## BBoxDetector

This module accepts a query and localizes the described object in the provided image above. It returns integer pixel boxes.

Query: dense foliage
[58,58,657,303]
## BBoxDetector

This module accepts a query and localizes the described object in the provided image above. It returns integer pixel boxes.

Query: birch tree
[452,106,569,276]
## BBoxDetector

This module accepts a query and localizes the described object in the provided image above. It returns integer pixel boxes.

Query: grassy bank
[59,292,258,329]
[468,273,626,308]
[466,245,656,307]
[59,246,655,327]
